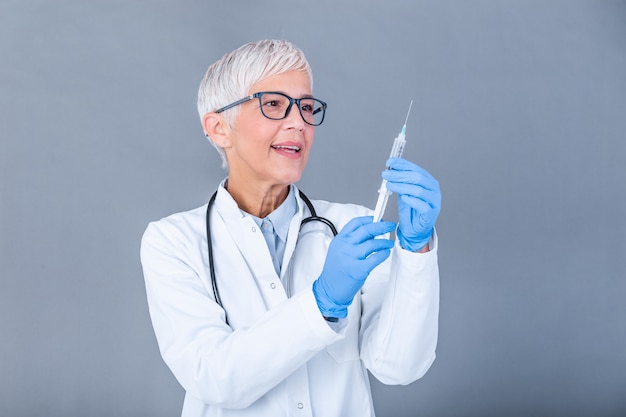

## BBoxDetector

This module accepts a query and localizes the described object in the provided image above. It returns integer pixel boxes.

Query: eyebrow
[262,91,314,99]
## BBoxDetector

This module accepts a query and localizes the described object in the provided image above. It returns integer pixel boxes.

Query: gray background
[1,1,625,416]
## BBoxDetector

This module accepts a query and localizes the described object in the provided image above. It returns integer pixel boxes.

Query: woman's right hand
[312,216,396,319]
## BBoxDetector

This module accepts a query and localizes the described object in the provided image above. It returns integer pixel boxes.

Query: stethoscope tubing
[206,189,337,325]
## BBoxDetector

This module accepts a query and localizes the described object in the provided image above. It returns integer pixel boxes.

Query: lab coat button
[270,282,276,289]
[297,403,304,409]
[251,227,257,232]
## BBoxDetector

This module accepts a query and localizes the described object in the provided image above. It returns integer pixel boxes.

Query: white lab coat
[140,184,439,417]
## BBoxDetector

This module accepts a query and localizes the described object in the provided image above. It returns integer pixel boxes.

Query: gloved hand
[313,216,396,319]
[382,157,441,252]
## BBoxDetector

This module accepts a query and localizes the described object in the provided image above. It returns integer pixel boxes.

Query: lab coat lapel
[213,186,278,277]
[212,186,288,308]
[280,185,306,281]
[281,186,333,296]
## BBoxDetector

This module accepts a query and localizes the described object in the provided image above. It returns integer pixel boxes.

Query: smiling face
[222,70,315,194]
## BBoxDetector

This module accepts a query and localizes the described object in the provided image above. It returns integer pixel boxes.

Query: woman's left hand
[382,157,441,252]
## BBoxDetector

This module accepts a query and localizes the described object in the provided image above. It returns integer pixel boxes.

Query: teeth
[272,145,301,151]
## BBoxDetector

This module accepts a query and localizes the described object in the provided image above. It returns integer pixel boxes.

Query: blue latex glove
[313,216,396,319]
[382,157,441,252]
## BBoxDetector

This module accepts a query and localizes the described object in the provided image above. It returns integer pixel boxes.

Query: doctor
[140,39,441,417]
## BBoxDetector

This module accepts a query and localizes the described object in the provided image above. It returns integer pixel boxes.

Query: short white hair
[197,40,313,168]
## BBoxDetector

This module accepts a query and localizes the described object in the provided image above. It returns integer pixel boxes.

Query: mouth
[271,144,301,153]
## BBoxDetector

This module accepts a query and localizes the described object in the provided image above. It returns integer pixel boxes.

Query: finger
[347,220,396,243]
[338,216,374,236]
[399,195,438,228]
[386,157,434,177]
[386,157,421,171]
[382,169,438,191]
[384,158,438,186]
[399,194,435,213]
[354,237,394,260]
[385,182,441,209]
[361,249,392,275]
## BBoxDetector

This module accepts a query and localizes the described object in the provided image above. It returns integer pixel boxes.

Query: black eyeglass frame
[214,91,327,126]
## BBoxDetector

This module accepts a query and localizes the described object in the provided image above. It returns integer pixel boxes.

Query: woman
[141,39,441,417]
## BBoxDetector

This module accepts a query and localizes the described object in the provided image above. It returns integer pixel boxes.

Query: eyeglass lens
[258,93,325,126]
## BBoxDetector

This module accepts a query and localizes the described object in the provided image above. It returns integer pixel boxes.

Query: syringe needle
[404,100,414,126]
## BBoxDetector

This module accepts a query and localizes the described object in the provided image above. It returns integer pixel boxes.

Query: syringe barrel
[373,179,391,222]
[374,111,410,222]
[389,135,406,160]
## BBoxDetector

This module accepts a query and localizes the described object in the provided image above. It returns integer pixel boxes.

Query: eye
[300,102,314,114]
[263,99,281,108]
[261,94,287,110]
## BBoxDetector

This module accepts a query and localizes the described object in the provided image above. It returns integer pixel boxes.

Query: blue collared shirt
[248,186,297,276]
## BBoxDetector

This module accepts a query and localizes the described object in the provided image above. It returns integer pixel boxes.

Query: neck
[225,176,290,218]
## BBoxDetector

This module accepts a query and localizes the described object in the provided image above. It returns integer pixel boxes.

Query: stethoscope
[206,189,338,324]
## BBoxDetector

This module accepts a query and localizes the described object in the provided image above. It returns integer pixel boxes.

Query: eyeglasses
[215,91,327,126]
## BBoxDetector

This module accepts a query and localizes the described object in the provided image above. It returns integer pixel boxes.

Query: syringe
[372,100,413,222]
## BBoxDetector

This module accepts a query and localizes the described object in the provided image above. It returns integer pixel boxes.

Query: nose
[283,103,306,130]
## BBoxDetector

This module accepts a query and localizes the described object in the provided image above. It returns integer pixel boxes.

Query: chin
[279,174,302,185]
[276,164,306,184]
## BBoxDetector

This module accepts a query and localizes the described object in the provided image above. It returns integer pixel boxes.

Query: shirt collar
[265,185,297,244]
[219,178,297,244]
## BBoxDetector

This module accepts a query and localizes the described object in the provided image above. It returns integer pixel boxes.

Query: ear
[202,112,232,148]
